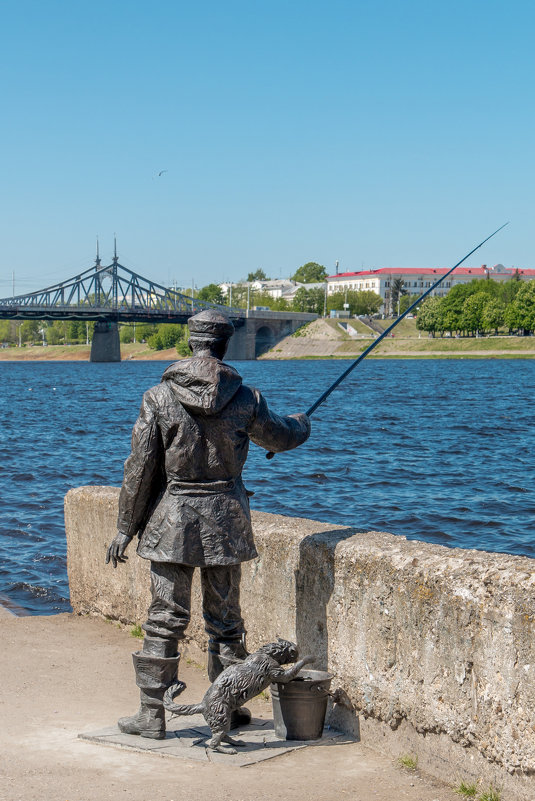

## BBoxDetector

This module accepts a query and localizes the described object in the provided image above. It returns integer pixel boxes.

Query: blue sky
[0,0,532,294]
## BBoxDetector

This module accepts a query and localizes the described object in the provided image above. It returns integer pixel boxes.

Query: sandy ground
[0,613,460,801]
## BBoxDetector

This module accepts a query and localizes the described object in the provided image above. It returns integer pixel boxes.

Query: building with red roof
[326,264,535,314]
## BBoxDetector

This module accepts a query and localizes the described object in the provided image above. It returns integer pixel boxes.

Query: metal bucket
[271,669,333,741]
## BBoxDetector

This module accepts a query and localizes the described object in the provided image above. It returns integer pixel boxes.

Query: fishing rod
[266,222,509,459]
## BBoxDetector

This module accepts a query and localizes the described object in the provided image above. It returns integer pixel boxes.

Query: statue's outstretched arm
[272,655,316,684]
[247,390,311,453]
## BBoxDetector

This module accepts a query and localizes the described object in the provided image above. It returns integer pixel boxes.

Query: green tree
[120,325,135,343]
[160,324,187,349]
[500,277,523,306]
[46,322,64,345]
[390,278,408,316]
[327,290,382,316]
[399,293,419,314]
[439,280,499,333]
[247,269,268,282]
[67,321,84,341]
[438,284,471,332]
[20,320,41,343]
[135,323,158,342]
[147,323,188,351]
[461,292,488,334]
[482,298,505,334]
[293,287,325,314]
[416,296,442,337]
[354,290,383,315]
[147,332,164,350]
[504,302,521,332]
[230,289,291,312]
[291,262,327,283]
[467,277,500,298]
[197,283,224,304]
[252,291,291,311]
[0,320,17,343]
[504,281,535,333]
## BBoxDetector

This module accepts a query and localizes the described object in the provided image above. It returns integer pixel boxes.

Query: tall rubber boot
[207,638,249,681]
[118,652,180,739]
[208,638,251,729]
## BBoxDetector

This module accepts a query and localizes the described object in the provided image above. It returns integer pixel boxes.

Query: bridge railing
[0,261,245,319]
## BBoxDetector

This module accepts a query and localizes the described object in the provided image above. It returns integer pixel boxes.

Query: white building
[219,279,325,302]
[220,279,296,299]
[326,264,535,312]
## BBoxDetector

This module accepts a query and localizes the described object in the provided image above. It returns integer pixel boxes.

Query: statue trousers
[142,561,245,648]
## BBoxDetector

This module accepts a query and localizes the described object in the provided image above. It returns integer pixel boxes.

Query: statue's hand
[106,533,133,568]
[290,412,311,439]
[302,654,316,665]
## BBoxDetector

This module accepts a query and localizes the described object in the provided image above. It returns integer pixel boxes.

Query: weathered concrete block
[65,486,535,800]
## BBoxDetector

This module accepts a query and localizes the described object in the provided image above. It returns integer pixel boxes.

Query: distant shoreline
[2,317,535,361]
[1,341,535,361]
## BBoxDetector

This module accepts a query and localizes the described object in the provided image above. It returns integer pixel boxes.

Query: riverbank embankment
[260,318,535,359]
[2,318,535,360]
[64,486,535,801]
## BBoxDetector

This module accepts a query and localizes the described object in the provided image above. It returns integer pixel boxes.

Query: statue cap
[188,309,234,340]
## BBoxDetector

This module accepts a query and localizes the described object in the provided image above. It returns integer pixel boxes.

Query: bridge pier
[90,321,121,363]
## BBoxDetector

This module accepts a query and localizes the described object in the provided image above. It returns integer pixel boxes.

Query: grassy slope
[323,318,375,336]
[0,342,180,361]
[266,317,535,359]
[2,319,535,361]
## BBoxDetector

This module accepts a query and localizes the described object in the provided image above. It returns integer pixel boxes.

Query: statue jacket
[116,356,310,566]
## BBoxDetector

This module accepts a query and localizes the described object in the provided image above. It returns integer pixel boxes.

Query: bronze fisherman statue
[106,309,310,739]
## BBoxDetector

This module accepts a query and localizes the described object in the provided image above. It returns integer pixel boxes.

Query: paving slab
[80,716,346,766]
[0,614,461,801]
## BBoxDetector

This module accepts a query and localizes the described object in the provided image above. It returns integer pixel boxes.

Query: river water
[0,358,533,615]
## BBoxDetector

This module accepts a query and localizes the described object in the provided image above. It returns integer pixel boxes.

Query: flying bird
[158,170,168,177]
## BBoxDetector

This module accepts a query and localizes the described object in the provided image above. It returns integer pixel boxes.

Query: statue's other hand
[290,412,311,439]
[106,532,133,568]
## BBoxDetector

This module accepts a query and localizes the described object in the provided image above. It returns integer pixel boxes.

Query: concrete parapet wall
[65,486,535,799]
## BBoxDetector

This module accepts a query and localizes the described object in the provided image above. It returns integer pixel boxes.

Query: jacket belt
[167,478,236,496]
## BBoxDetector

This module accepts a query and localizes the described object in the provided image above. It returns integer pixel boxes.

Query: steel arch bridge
[0,258,245,325]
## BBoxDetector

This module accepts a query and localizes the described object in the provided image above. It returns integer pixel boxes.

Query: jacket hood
[161,357,242,416]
